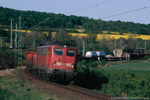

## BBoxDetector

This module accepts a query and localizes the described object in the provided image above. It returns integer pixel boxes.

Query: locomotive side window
[42,48,48,55]
[54,49,63,55]
[37,48,41,55]
[37,48,48,55]
[67,50,75,57]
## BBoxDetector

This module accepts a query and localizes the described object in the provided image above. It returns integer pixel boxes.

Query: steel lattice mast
[18,16,22,66]
[14,23,18,60]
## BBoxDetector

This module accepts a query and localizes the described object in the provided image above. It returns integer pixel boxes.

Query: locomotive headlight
[64,45,67,48]
[53,61,56,67]
[72,63,74,68]
[53,64,56,67]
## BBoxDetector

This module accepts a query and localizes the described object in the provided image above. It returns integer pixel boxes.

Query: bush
[142,55,150,60]
[100,56,106,66]
[101,70,150,98]
[74,61,108,89]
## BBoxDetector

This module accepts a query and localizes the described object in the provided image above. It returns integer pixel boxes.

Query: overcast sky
[0,0,150,24]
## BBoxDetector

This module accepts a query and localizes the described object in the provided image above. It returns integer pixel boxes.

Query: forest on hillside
[0,6,150,35]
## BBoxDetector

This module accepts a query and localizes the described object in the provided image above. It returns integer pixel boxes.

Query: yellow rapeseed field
[3,28,150,40]
[68,33,150,40]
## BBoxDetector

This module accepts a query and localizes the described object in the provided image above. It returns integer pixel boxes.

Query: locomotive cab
[51,46,77,80]
[26,45,77,83]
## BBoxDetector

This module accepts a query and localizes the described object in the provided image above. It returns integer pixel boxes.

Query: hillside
[0,6,150,35]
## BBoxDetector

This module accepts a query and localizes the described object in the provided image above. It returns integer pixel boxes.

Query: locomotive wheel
[29,68,72,84]
[45,74,50,81]
[42,72,46,80]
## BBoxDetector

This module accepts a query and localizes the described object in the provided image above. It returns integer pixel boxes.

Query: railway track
[21,68,121,100]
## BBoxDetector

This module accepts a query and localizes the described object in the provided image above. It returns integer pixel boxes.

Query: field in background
[2,26,150,40]
[102,60,150,73]
[69,33,150,40]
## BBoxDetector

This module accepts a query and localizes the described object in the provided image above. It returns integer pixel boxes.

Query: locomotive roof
[37,45,77,49]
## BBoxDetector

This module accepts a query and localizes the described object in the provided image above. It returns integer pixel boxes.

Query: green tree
[55,29,76,46]
[23,31,47,49]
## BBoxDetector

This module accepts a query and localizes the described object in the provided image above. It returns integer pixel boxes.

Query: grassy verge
[0,69,55,100]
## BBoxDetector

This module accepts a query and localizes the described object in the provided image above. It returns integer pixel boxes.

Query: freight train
[25,45,77,83]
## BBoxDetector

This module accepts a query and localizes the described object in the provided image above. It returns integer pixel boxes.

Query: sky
[0,0,150,24]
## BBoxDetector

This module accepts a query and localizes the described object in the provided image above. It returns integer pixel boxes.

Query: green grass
[0,76,45,100]
[103,60,150,73]
[0,69,55,100]
[99,61,150,98]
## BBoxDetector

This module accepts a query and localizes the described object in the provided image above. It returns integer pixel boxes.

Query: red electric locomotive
[25,45,77,82]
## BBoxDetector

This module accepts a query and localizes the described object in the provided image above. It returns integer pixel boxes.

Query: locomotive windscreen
[54,49,63,55]
[67,50,75,57]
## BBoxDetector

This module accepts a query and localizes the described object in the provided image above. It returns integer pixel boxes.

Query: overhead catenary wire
[101,6,150,19]
[68,0,113,15]
[67,0,150,21]
[96,5,100,19]
[143,0,145,8]
[29,17,50,30]
[24,17,50,33]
